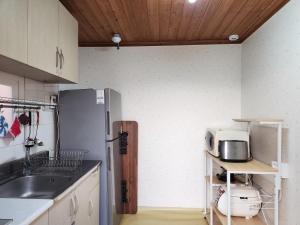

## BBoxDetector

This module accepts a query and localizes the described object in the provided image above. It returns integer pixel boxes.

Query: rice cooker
[216,185,262,219]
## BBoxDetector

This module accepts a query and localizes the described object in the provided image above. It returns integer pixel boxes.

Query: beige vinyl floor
[120,208,208,225]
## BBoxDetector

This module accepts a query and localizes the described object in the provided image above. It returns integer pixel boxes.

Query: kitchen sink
[0,175,74,199]
[0,219,12,225]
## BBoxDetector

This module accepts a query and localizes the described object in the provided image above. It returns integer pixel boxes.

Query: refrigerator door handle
[107,146,111,171]
[106,111,110,135]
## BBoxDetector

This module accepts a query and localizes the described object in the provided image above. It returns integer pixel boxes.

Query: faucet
[24,147,31,175]
[24,138,35,175]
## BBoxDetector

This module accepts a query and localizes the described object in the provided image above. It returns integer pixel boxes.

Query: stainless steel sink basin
[0,219,12,225]
[0,175,74,199]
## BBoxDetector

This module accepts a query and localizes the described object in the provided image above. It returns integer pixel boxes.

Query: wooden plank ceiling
[60,0,289,47]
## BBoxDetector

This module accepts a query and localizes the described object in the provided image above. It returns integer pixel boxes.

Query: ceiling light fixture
[229,34,240,42]
[188,0,197,3]
[112,33,122,50]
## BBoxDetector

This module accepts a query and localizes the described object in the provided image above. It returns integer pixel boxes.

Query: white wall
[64,45,242,208]
[241,1,299,224]
[0,71,58,164]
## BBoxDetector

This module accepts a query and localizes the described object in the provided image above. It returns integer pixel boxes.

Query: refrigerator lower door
[107,139,122,225]
[105,89,123,225]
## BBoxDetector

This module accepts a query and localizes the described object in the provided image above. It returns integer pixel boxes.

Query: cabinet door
[74,168,100,225]
[49,192,75,225]
[58,2,78,83]
[74,184,89,225]
[30,211,49,225]
[28,0,59,75]
[0,0,28,63]
[88,183,100,225]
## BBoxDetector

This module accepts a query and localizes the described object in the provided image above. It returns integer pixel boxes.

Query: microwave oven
[205,128,250,158]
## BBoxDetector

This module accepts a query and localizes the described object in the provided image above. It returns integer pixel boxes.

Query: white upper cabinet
[58,2,79,83]
[28,0,59,75]
[0,0,78,83]
[0,0,28,64]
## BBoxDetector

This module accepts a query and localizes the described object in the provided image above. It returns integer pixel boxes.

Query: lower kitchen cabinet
[30,166,100,225]
[75,167,100,225]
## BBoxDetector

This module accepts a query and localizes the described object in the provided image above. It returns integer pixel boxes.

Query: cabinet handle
[70,197,76,217]
[88,200,94,217]
[74,194,79,214]
[56,47,59,68]
[62,51,65,68]
[59,49,63,70]
[59,49,64,69]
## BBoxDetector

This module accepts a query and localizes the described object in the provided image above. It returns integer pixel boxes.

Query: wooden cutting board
[120,121,138,214]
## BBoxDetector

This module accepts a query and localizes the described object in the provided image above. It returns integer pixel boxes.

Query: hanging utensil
[34,111,43,146]
[8,117,21,138]
[0,114,9,137]
[28,111,32,138]
[19,111,30,125]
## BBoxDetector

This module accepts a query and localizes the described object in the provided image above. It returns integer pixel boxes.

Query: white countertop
[0,198,53,225]
[0,163,100,225]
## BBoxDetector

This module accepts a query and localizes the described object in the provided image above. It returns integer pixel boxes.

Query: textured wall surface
[0,71,58,164]
[61,45,242,208]
[241,1,299,224]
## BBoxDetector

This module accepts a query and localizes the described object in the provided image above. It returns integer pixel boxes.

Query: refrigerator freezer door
[105,89,123,225]
[105,89,122,139]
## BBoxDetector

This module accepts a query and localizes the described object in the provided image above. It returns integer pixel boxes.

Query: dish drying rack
[32,150,88,172]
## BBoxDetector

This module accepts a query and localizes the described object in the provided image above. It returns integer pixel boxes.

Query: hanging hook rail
[0,104,41,110]
[0,97,57,109]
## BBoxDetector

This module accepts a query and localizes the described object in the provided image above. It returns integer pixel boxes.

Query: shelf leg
[210,158,213,225]
[205,152,207,216]
[275,122,282,225]
[227,172,231,225]
[275,174,279,225]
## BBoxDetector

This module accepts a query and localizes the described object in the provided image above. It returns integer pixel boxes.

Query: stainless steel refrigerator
[58,88,122,225]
